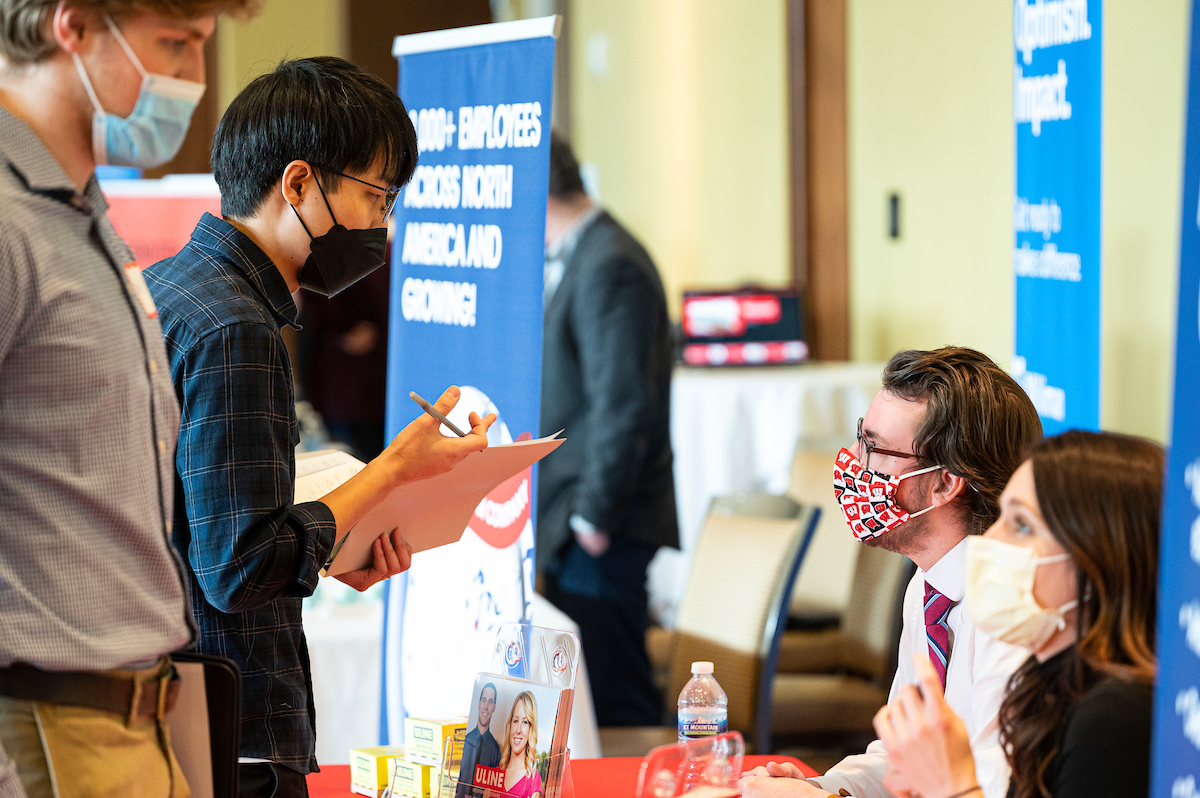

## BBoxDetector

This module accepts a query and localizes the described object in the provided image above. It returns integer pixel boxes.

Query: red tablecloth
[307,755,818,798]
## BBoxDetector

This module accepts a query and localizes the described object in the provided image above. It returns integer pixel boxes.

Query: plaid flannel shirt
[145,213,336,774]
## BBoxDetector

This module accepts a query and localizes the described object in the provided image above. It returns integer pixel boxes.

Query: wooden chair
[605,496,819,756]
[770,546,914,742]
[784,448,860,628]
[646,493,804,691]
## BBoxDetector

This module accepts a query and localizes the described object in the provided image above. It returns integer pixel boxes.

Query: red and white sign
[682,294,784,338]
[682,340,809,366]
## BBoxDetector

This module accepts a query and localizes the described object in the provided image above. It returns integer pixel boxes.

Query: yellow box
[391,758,435,798]
[404,717,466,765]
[349,745,403,790]
[433,762,460,797]
[349,782,385,798]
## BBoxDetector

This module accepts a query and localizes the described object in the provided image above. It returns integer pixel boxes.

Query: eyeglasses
[320,168,401,221]
[856,417,918,471]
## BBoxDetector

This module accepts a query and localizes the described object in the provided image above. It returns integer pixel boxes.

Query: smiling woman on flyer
[499,691,543,798]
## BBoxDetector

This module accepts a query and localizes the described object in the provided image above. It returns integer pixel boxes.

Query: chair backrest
[838,546,913,681]
[668,498,819,751]
[709,492,801,519]
[785,449,860,619]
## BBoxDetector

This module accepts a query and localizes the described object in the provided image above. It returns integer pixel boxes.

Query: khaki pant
[0,694,189,798]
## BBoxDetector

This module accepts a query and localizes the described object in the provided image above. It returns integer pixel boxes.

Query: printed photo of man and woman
[460,677,564,798]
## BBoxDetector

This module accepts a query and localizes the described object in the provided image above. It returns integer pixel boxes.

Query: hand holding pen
[378,386,495,485]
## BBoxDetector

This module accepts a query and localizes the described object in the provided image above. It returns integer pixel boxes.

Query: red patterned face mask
[832,447,943,542]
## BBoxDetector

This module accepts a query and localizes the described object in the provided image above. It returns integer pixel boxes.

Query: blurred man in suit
[539,132,679,726]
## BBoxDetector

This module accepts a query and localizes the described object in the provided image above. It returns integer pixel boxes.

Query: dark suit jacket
[458,726,501,796]
[538,211,679,567]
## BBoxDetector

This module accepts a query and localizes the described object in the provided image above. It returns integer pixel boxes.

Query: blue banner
[1151,1,1200,789]
[378,18,557,744]
[1012,0,1102,434]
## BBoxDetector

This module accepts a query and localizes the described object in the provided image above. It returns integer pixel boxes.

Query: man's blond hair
[0,0,258,66]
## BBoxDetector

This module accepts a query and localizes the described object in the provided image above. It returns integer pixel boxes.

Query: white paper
[296,434,565,577]
[295,450,367,502]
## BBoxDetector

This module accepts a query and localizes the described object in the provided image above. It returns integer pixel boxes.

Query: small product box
[430,760,461,797]
[349,782,386,798]
[390,758,435,798]
[403,716,467,766]
[349,745,403,791]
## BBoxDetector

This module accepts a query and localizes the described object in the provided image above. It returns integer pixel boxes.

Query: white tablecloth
[651,362,883,627]
[304,589,601,765]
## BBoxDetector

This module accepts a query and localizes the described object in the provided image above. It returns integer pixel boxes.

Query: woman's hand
[873,654,979,798]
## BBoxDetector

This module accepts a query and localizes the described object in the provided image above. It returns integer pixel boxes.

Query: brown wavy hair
[998,430,1161,798]
[882,347,1044,536]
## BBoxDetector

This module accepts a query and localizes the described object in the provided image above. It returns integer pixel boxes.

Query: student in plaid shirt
[144,58,495,798]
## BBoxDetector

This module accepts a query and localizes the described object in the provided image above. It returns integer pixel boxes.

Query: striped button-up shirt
[0,108,193,672]
[145,213,336,774]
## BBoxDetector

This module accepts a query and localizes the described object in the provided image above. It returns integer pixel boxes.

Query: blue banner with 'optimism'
[1151,1,1200,789]
[378,18,557,744]
[1012,0,1102,434]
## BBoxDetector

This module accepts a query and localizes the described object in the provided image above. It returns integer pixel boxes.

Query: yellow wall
[216,0,347,112]
[1100,0,1187,441]
[846,1,1016,370]
[568,0,791,317]
[847,0,1187,441]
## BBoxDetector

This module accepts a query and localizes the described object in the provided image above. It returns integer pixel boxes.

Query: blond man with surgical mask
[0,2,255,796]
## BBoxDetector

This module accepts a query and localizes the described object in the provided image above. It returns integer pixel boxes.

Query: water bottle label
[677,709,728,739]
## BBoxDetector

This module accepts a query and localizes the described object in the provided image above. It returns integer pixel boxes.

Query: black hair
[212,56,418,218]
[548,130,585,199]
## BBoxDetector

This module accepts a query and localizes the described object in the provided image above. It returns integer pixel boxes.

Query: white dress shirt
[811,537,1028,798]
[543,203,602,307]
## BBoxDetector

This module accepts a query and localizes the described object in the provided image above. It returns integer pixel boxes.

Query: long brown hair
[998,430,1161,798]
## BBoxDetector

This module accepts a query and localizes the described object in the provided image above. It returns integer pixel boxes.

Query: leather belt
[0,658,181,725]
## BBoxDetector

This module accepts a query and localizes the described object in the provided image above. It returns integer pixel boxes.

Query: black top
[1007,651,1154,798]
[538,211,679,564]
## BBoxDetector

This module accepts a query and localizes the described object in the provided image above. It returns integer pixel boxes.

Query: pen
[409,391,468,437]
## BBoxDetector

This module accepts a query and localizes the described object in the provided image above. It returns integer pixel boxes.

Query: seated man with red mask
[741,347,1042,798]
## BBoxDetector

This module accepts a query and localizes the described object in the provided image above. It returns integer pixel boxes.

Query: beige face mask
[964,536,1077,651]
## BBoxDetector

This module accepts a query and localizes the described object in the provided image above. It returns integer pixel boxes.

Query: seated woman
[500,691,543,798]
[872,429,1161,798]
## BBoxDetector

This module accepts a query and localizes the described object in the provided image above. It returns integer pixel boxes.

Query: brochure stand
[425,624,579,798]
[635,731,745,798]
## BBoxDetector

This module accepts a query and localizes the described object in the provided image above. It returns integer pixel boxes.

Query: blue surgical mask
[71,16,206,168]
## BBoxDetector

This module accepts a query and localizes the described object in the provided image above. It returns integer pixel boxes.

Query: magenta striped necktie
[924,581,956,691]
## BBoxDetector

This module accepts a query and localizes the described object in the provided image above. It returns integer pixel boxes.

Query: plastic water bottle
[677,661,728,742]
